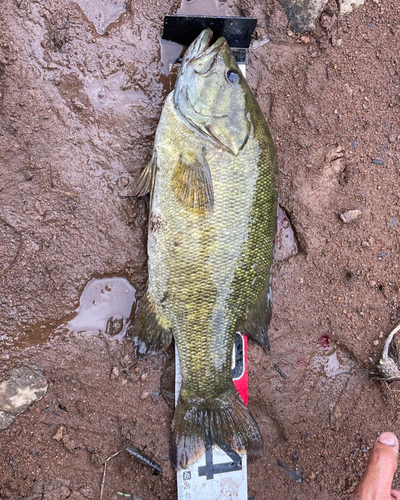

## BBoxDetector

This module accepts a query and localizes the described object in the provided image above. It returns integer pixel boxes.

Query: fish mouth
[185,29,226,62]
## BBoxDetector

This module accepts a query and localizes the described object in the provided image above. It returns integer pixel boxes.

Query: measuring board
[163,16,255,497]
[175,332,249,500]
[174,59,250,500]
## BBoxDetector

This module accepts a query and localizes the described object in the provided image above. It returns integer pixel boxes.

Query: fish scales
[129,29,278,468]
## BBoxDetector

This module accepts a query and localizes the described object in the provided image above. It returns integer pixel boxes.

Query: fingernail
[378,432,398,447]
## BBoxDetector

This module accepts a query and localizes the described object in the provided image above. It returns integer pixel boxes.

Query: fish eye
[227,70,240,84]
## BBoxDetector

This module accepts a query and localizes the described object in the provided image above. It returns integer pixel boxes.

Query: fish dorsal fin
[120,152,157,201]
[172,150,214,217]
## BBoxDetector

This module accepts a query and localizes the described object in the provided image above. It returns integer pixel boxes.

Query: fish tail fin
[171,386,263,469]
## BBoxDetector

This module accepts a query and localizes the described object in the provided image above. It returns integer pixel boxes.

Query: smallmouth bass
[127,29,278,468]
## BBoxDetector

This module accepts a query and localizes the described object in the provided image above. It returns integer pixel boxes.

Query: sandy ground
[1,0,400,498]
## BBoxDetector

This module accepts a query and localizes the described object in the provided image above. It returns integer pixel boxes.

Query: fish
[126,28,278,469]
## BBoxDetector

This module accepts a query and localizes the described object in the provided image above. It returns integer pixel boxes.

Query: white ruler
[175,331,248,500]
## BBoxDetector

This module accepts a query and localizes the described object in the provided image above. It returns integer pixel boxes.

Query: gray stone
[276,0,329,32]
[0,366,48,430]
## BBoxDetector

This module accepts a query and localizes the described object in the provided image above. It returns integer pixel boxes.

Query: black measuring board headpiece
[162,15,257,48]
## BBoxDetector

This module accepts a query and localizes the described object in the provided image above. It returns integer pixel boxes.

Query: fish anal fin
[133,291,172,357]
[171,386,263,469]
[172,151,214,217]
[120,153,157,200]
[240,274,273,352]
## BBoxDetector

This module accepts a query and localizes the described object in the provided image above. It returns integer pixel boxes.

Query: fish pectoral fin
[172,151,214,217]
[171,387,263,469]
[133,291,173,358]
[120,152,157,200]
[239,275,273,352]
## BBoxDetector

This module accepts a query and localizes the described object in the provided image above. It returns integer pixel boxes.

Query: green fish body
[129,29,278,468]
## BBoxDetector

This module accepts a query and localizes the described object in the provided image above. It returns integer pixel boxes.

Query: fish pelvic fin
[133,292,173,357]
[172,150,214,217]
[171,386,263,469]
[120,152,157,202]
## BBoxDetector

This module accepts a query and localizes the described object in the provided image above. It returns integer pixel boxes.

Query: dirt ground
[1,0,400,498]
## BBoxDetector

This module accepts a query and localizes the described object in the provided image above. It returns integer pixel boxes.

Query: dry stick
[100,449,125,500]
[99,446,162,499]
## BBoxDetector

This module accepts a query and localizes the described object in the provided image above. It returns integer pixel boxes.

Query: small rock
[52,425,75,452]
[340,209,362,223]
[141,391,149,399]
[338,0,365,14]
[331,36,343,47]
[320,13,336,30]
[373,340,379,346]
[330,158,344,174]
[0,366,48,431]
[140,372,148,381]
[110,366,119,379]
[53,426,65,442]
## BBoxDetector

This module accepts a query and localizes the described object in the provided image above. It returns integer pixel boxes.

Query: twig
[272,363,288,380]
[99,445,162,499]
[126,446,162,475]
[100,449,125,500]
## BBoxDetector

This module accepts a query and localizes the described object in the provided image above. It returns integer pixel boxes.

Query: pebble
[53,426,65,442]
[373,340,379,346]
[141,391,149,399]
[340,209,362,223]
[110,366,119,379]
[0,366,48,431]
